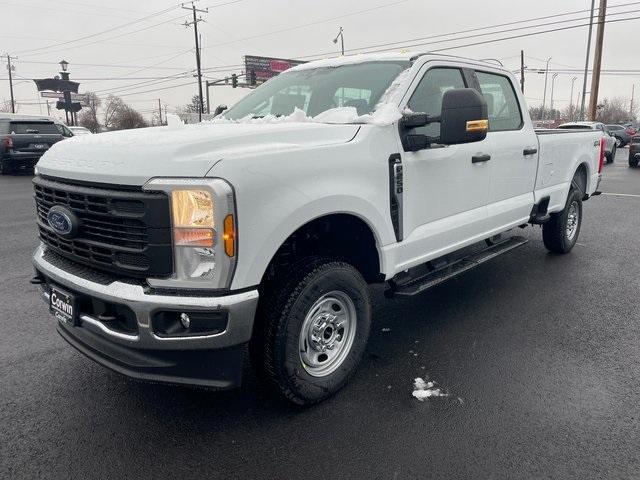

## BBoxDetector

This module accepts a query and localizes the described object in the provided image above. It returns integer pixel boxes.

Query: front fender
[232,196,394,290]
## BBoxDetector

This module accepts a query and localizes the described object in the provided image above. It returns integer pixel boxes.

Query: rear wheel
[615,136,623,148]
[252,257,371,405]
[630,155,639,168]
[542,188,583,254]
[606,145,616,164]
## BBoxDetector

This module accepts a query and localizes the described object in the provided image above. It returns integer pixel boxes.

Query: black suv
[629,135,640,168]
[0,114,64,175]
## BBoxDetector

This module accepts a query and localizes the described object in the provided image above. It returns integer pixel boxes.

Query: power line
[18,14,187,58]
[201,0,410,50]
[14,5,180,55]
[296,5,640,59]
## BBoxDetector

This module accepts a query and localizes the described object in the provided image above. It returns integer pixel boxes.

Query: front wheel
[542,188,583,254]
[253,257,371,405]
[615,136,623,148]
[630,156,639,168]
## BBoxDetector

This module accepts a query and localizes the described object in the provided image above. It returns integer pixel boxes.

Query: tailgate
[7,121,63,153]
[9,134,63,153]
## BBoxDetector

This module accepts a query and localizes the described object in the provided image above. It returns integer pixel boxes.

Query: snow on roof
[287,51,417,72]
[287,51,508,73]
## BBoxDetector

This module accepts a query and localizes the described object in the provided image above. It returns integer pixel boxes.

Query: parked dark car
[0,114,64,175]
[606,124,632,147]
[629,135,640,167]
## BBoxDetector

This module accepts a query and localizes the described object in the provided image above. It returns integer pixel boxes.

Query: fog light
[180,313,191,329]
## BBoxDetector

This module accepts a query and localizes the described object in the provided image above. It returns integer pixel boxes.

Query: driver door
[395,65,492,270]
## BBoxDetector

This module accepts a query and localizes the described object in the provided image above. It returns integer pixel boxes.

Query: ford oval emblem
[47,206,78,237]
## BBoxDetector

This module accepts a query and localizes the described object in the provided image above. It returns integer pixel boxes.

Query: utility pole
[588,0,607,121]
[630,84,635,118]
[520,50,525,94]
[541,57,552,122]
[580,0,597,121]
[158,98,163,125]
[182,1,208,122]
[2,54,17,113]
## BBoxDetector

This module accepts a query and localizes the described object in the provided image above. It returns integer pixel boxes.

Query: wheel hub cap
[299,291,357,377]
[566,201,580,241]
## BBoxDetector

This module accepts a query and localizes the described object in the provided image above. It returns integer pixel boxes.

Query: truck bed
[534,129,601,213]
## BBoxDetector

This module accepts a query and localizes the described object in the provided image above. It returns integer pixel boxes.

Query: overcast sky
[2,0,639,121]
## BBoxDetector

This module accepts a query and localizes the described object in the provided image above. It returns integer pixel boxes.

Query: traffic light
[249,69,257,86]
[231,73,238,88]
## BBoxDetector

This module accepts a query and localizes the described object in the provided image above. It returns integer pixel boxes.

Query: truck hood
[36,122,361,186]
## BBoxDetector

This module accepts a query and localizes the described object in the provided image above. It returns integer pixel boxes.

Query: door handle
[472,154,491,164]
[523,148,538,156]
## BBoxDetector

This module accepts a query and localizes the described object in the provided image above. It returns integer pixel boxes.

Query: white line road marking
[601,193,640,198]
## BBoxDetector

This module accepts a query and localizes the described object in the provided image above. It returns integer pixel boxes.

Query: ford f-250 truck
[31,53,604,405]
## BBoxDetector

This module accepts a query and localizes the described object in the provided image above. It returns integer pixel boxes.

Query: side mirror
[400,113,429,129]
[214,105,228,116]
[439,88,489,145]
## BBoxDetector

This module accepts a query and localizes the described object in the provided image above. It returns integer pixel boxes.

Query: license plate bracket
[49,286,77,326]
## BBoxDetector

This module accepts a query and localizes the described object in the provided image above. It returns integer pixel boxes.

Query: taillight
[2,137,12,150]
[627,128,637,136]
[598,137,605,173]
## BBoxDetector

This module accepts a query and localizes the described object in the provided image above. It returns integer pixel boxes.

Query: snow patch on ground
[412,377,449,401]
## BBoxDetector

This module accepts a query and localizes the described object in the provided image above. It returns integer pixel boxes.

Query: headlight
[143,178,237,290]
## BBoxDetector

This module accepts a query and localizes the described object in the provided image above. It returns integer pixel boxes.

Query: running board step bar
[387,236,528,297]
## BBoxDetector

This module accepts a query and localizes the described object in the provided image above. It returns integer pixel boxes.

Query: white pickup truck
[32,53,604,405]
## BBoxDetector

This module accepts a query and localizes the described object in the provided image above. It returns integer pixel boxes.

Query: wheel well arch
[260,213,383,286]
[572,162,589,196]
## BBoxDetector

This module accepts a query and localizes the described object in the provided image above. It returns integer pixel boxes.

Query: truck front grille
[34,176,173,279]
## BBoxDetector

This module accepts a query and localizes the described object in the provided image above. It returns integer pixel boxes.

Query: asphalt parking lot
[1,150,639,480]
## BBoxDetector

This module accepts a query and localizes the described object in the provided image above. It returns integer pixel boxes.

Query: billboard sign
[244,55,306,83]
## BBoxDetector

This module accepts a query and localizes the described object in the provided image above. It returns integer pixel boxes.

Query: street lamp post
[541,57,552,122]
[549,73,559,118]
[333,27,345,56]
[569,76,578,121]
[59,60,73,125]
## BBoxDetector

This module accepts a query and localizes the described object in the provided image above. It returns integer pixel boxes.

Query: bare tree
[112,105,148,130]
[77,92,101,133]
[594,97,637,124]
[180,94,202,114]
[528,105,562,122]
[0,99,16,113]
[103,95,126,130]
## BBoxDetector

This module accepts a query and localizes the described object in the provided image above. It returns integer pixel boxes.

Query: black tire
[251,257,371,406]
[0,160,12,175]
[630,155,639,168]
[606,145,616,164]
[542,188,583,254]
[615,136,624,148]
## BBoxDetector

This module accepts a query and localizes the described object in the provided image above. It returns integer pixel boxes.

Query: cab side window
[475,71,523,132]
[407,68,466,138]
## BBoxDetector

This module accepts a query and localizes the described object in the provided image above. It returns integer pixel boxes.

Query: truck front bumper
[32,244,259,389]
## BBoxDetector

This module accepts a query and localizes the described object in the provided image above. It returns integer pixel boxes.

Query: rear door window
[475,71,523,132]
[9,122,59,134]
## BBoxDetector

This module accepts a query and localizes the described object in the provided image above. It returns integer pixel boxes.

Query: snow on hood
[36,121,361,186]
[212,104,403,127]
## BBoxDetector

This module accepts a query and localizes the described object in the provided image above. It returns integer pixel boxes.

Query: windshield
[223,61,410,121]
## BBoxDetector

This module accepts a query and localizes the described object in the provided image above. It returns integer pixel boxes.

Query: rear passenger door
[473,70,539,230]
